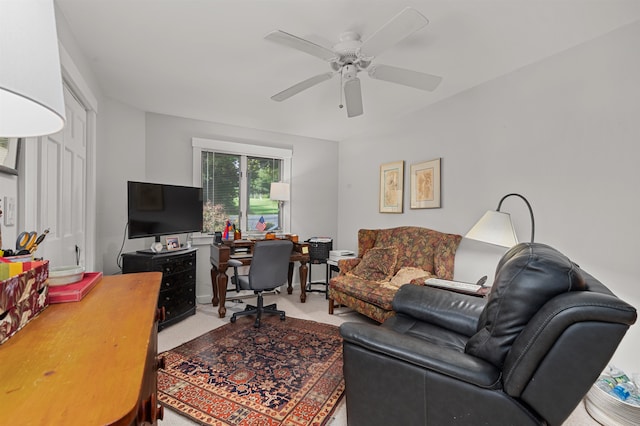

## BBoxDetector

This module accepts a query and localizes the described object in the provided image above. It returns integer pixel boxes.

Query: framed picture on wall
[379,160,404,213]
[410,158,441,209]
[0,138,21,175]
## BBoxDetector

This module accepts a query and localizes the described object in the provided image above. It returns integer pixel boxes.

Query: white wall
[95,98,147,274]
[143,112,339,243]
[337,21,640,371]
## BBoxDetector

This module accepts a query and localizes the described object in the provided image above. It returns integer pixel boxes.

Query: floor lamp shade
[465,193,535,247]
[0,0,66,137]
[465,210,518,248]
[270,182,290,201]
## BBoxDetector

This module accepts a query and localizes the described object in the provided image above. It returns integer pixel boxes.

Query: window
[192,138,292,235]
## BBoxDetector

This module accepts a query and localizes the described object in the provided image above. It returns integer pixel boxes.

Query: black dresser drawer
[122,248,197,330]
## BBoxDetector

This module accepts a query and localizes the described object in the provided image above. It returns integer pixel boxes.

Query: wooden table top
[0,272,161,425]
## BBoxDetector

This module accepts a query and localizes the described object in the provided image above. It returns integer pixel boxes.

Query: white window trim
[192,137,292,234]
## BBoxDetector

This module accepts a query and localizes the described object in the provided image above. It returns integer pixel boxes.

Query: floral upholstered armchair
[328,226,462,323]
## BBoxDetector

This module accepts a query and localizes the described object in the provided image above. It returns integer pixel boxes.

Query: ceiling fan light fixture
[341,64,358,80]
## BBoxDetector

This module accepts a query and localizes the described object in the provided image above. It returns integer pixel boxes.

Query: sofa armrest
[392,284,486,337]
[340,322,500,388]
[337,258,361,275]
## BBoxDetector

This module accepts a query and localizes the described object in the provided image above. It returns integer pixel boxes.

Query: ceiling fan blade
[265,30,337,62]
[368,64,442,91]
[360,7,429,58]
[344,78,363,118]
[271,72,334,102]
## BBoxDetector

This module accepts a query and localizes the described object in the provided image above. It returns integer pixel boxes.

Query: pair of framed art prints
[379,158,440,213]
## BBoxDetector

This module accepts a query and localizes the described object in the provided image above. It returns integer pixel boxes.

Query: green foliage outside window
[201,152,280,233]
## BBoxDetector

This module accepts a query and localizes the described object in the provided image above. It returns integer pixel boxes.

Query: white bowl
[5,254,33,262]
[49,265,85,286]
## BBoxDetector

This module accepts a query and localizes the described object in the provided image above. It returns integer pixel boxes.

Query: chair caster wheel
[230,316,236,323]
[254,319,260,328]
[280,313,286,321]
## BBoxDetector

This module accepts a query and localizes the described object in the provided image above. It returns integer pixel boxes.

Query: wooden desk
[0,272,164,425]
[209,240,310,318]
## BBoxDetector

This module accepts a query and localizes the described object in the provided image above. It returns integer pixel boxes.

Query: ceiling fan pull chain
[339,72,344,109]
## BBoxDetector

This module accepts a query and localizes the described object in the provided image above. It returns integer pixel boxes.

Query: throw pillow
[465,243,585,368]
[388,267,432,288]
[348,246,398,282]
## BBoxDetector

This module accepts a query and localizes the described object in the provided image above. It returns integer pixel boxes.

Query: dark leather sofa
[340,243,637,426]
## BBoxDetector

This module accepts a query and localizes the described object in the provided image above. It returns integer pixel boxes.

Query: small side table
[306,238,333,299]
[327,254,357,277]
[327,259,340,278]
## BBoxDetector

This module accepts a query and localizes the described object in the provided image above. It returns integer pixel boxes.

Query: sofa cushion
[348,246,399,282]
[331,274,399,311]
[465,242,586,368]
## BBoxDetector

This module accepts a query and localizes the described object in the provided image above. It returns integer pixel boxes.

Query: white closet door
[37,85,87,267]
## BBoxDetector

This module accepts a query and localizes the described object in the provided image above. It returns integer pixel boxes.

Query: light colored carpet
[157,289,597,425]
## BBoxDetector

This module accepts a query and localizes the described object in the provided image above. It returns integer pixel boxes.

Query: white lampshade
[465,210,518,248]
[270,182,290,201]
[0,0,66,137]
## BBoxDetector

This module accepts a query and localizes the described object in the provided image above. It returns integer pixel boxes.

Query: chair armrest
[392,284,486,337]
[337,258,361,275]
[228,259,243,267]
[340,322,500,389]
[227,259,243,291]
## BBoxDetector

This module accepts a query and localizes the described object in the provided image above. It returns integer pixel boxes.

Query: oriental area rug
[158,315,345,425]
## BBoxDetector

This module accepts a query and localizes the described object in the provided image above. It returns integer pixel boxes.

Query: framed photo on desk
[166,235,180,251]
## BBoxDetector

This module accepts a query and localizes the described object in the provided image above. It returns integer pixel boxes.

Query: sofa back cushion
[373,226,439,273]
[434,233,463,280]
[465,243,586,368]
[357,229,379,258]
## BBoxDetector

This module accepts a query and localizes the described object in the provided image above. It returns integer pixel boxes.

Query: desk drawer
[160,285,195,323]
[153,253,195,276]
[160,270,195,291]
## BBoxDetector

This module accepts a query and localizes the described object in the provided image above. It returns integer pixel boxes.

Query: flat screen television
[127,181,203,242]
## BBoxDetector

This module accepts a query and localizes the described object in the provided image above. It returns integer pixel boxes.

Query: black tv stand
[122,248,197,329]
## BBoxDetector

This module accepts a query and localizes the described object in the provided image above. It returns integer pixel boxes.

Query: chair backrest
[465,243,637,424]
[247,240,293,291]
[465,243,587,368]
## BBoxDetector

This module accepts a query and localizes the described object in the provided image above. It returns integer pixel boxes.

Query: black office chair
[228,239,293,328]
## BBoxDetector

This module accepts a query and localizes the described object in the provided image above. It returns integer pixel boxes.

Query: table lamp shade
[0,0,66,137]
[465,210,518,248]
[270,182,290,201]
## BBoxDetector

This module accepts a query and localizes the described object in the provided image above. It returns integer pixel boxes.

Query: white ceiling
[55,0,640,142]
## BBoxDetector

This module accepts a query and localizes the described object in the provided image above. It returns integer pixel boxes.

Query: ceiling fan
[265,7,442,118]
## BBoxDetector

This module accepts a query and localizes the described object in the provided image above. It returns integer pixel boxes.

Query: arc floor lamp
[465,193,535,248]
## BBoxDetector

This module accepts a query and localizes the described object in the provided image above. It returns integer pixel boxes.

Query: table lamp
[270,182,290,206]
[270,182,289,231]
[465,193,535,247]
[0,0,66,137]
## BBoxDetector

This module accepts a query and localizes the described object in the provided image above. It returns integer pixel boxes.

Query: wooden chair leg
[328,297,334,314]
